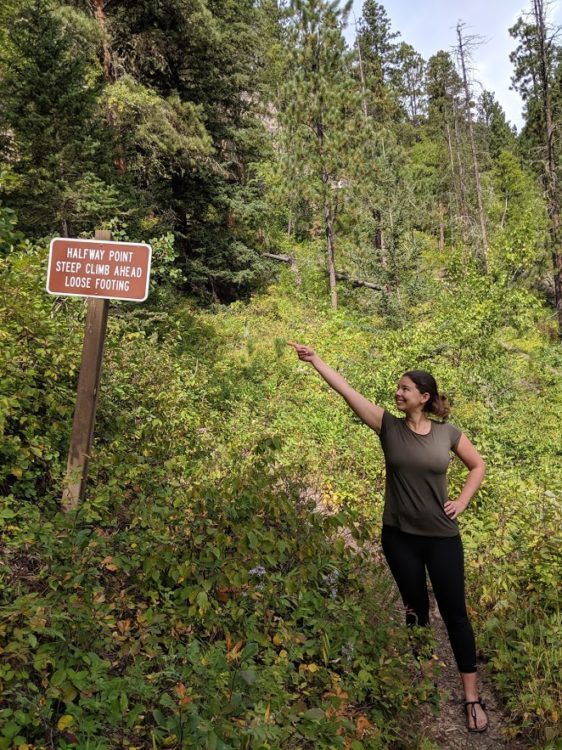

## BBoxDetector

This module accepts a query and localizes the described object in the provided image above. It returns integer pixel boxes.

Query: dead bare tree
[455,21,489,271]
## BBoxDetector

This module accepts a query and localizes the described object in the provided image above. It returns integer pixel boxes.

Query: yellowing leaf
[57,714,74,730]
[101,556,118,572]
[273,633,283,646]
[11,467,23,478]
[226,639,244,661]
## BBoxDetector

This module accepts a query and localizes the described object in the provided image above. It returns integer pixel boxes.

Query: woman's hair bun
[431,392,451,420]
[402,370,451,421]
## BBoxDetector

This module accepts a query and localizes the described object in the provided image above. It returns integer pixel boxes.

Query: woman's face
[395,376,430,413]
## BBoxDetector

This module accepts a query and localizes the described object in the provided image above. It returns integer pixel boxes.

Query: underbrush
[1,453,434,749]
[1,248,434,748]
[2,243,562,746]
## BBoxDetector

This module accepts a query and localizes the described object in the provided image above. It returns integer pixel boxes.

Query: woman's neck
[405,411,430,430]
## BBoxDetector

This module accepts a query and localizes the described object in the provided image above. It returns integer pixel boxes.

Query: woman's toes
[466,702,487,730]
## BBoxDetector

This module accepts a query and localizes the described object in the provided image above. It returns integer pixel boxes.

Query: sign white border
[46,237,152,302]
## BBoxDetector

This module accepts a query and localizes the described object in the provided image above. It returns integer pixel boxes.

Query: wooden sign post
[46,230,152,511]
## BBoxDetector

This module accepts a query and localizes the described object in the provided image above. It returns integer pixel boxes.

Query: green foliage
[0,0,108,237]
[0,0,274,302]
[2,206,562,745]
[276,0,367,215]
[0,249,81,503]
[1,1,562,745]
[0,204,23,256]
[478,91,517,161]
[488,149,549,283]
[104,76,212,190]
[356,0,402,122]
[0,245,438,748]
[100,0,272,302]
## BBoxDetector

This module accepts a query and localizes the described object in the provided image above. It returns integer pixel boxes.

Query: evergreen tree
[66,0,272,302]
[425,50,467,243]
[510,0,562,335]
[477,91,517,162]
[276,0,367,307]
[0,0,111,237]
[394,42,426,125]
[356,0,401,122]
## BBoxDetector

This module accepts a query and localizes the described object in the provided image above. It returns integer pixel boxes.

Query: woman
[287,341,488,733]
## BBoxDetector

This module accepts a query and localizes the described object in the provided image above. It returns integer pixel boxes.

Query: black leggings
[381,524,477,673]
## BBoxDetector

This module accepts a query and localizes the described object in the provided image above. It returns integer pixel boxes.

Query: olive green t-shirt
[378,410,462,537]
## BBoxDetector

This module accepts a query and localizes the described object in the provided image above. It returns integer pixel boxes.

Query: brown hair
[402,370,451,420]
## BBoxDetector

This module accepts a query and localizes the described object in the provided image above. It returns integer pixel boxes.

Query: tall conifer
[0,0,107,236]
[510,1,562,335]
[277,0,366,308]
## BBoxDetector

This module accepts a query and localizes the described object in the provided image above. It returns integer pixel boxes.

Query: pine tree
[276,0,367,308]
[394,42,426,125]
[478,91,517,161]
[510,0,562,335]
[70,0,272,302]
[356,0,401,122]
[0,0,109,237]
[425,50,467,243]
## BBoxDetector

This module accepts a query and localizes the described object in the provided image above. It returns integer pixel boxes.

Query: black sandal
[464,698,488,733]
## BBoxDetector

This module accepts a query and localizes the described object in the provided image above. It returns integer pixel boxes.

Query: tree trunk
[451,107,469,237]
[91,0,115,83]
[335,272,383,290]
[324,200,338,308]
[445,122,461,240]
[457,22,489,271]
[438,201,445,252]
[532,0,562,337]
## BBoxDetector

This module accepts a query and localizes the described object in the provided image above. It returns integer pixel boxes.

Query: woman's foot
[464,698,488,732]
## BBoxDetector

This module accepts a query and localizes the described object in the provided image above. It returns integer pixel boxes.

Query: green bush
[2,235,561,746]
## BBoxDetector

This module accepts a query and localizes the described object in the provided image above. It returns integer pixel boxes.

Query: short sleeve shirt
[378,410,462,537]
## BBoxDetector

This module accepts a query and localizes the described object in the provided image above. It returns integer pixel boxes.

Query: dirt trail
[414,589,532,749]
[308,493,533,749]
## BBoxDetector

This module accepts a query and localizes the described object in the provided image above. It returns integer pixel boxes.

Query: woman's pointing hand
[287,341,316,362]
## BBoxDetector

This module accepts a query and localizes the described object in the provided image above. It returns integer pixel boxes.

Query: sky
[344,0,562,130]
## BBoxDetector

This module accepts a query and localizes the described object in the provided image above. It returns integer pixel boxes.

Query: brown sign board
[47,237,152,302]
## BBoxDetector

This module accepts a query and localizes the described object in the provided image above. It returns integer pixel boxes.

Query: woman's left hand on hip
[444,498,468,519]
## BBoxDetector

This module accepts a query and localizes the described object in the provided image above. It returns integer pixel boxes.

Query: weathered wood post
[62,230,111,510]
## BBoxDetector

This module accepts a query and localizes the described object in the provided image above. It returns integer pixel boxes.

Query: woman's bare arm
[444,434,486,519]
[287,342,384,433]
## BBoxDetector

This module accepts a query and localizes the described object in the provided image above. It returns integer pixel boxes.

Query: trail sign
[47,237,151,302]
[50,231,152,512]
